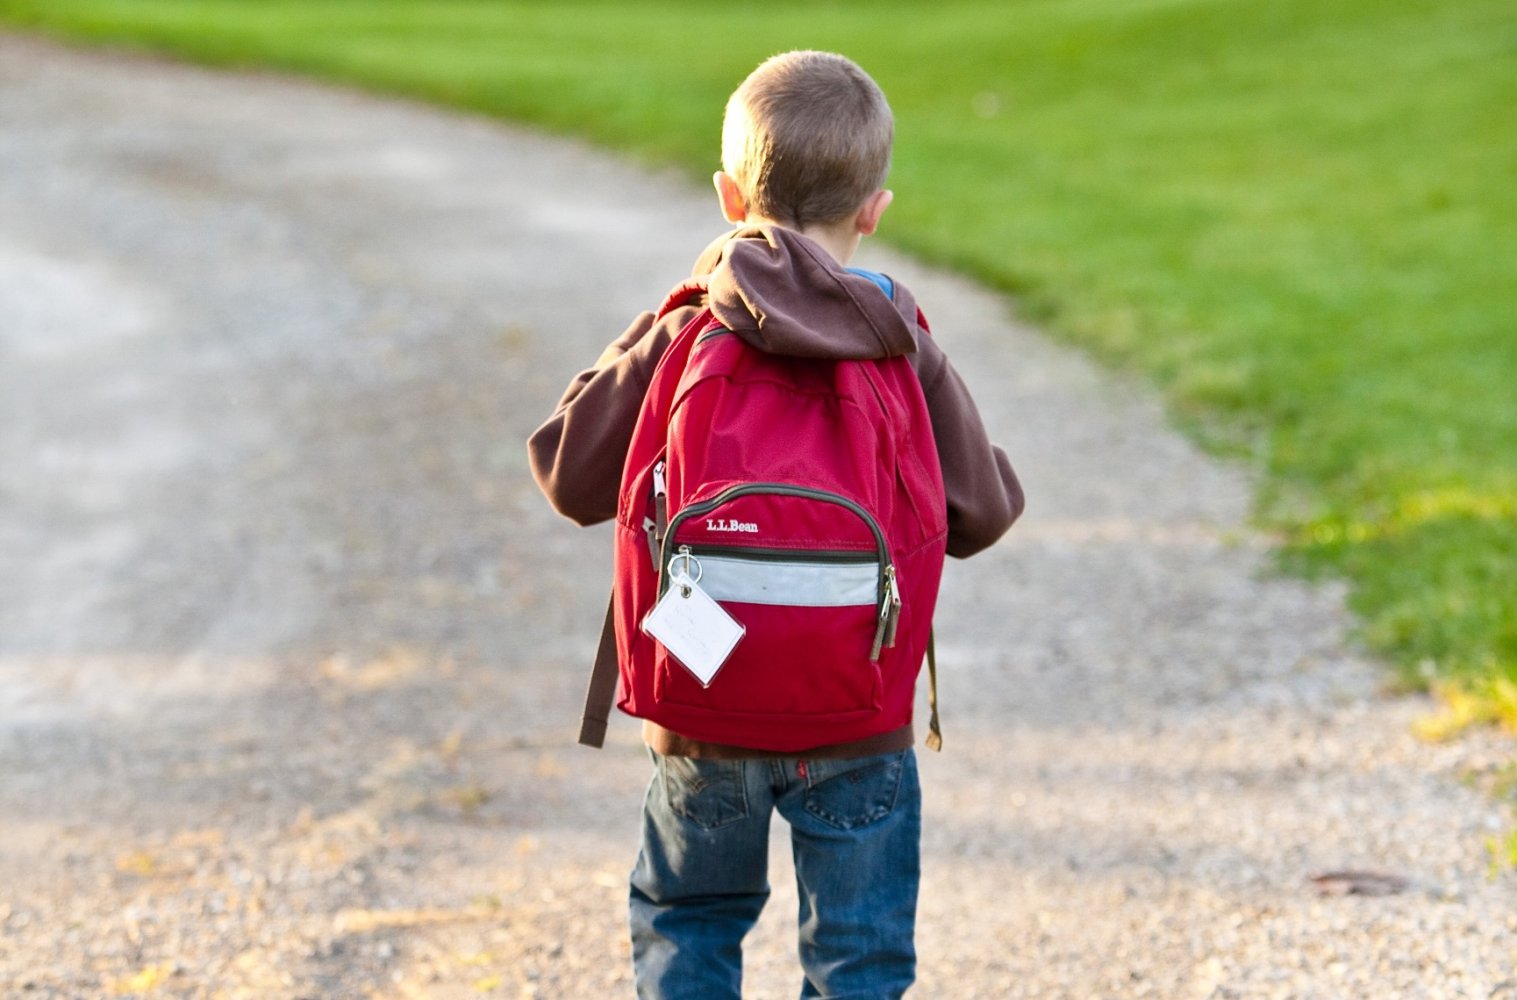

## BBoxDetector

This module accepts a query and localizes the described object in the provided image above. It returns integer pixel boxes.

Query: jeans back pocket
[660,755,750,831]
[801,751,907,830]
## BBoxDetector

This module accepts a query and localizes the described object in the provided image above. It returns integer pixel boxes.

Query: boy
[528,50,1022,1000]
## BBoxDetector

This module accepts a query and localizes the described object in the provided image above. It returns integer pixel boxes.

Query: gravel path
[1,33,1512,999]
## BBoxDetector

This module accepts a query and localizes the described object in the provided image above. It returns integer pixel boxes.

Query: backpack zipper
[674,544,876,564]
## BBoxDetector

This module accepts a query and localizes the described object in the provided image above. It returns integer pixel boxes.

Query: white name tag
[642,570,745,687]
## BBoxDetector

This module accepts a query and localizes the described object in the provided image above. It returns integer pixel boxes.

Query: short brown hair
[722,51,893,229]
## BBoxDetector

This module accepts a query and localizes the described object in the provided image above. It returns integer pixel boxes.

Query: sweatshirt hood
[692,226,920,360]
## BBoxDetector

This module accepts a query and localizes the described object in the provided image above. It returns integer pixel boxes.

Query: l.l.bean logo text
[706,518,759,534]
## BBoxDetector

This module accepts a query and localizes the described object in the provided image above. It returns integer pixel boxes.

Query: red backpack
[578,279,948,753]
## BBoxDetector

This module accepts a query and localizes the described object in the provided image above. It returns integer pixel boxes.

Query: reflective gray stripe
[692,555,878,607]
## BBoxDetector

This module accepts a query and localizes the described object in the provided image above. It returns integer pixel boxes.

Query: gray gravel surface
[2,33,1513,999]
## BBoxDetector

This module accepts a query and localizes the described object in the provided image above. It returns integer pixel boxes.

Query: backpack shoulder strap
[656,277,709,315]
[578,592,619,747]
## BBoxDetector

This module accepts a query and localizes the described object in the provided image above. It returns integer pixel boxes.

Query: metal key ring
[669,550,702,589]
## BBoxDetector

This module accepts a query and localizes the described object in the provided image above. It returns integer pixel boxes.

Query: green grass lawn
[4,0,1514,731]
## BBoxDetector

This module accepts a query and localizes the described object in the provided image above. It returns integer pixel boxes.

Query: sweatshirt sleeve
[912,334,1025,558]
[526,306,697,526]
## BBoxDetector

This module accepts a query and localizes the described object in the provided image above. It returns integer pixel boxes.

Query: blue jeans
[629,748,921,1000]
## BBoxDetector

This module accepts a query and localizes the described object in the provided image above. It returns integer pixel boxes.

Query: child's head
[718,51,893,234]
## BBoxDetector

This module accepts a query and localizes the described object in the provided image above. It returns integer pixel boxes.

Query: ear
[713,171,749,224]
[854,189,893,236]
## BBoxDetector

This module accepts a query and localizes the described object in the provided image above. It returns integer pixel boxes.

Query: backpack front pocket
[648,485,895,722]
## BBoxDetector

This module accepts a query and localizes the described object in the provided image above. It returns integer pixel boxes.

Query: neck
[749,217,860,265]
[800,225,862,265]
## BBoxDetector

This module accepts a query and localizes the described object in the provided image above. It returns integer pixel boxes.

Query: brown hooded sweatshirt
[528,226,1024,758]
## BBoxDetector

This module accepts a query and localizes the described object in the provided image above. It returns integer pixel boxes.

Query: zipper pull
[643,516,659,571]
[653,461,669,538]
[647,460,669,570]
[870,565,899,662]
[649,458,667,555]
